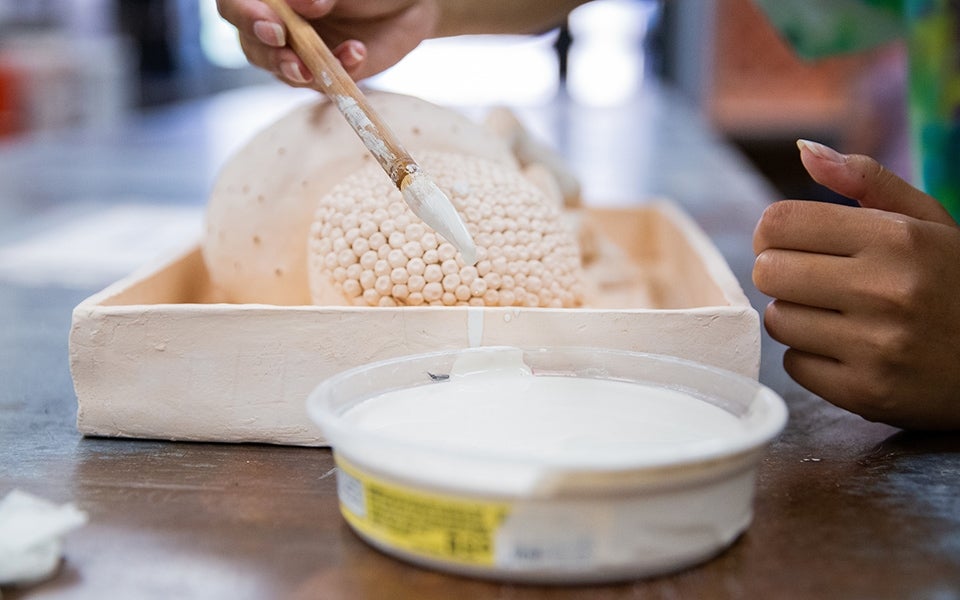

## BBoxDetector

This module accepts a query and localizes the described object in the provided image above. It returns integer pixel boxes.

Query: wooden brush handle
[261,0,418,188]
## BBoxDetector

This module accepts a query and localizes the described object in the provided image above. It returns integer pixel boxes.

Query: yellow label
[335,455,511,566]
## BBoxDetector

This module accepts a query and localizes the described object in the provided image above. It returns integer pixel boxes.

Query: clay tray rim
[74,201,752,313]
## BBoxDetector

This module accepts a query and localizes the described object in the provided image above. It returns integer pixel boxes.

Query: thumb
[796,139,957,226]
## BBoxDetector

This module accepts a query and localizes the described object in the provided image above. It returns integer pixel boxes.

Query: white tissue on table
[0,489,88,588]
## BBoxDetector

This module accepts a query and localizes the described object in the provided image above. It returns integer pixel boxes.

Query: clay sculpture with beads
[203,91,630,308]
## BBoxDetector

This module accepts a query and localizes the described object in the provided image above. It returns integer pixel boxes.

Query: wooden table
[1,84,958,599]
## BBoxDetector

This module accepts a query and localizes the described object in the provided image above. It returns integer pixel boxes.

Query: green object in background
[753,0,905,59]
[906,0,960,221]
[756,0,960,221]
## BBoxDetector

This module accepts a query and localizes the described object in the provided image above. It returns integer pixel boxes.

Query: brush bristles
[401,173,478,265]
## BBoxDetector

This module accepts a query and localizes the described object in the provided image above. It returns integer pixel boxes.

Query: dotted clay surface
[308,152,586,308]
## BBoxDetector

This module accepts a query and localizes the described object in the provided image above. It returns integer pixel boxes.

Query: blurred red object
[0,59,25,137]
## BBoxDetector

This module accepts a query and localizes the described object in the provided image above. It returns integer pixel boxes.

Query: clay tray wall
[70,202,760,446]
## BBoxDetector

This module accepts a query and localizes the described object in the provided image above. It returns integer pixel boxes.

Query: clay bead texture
[308,152,586,308]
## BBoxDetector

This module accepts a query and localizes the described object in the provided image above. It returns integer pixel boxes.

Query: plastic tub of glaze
[307,346,787,584]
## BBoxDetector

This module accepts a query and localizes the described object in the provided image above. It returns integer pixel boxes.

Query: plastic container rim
[306,345,788,473]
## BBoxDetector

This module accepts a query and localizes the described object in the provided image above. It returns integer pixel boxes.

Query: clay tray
[69,201,759,446]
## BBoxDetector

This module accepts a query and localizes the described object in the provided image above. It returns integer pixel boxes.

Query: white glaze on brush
[333,95,395,168]
[331,95,477,265]
[400,172,478,265]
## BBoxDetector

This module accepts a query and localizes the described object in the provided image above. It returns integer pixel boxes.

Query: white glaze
[333,95,395,168]
[467,306,484,347]
[342,357,742,463]
[400,172,477,265]
[331,95,478,266]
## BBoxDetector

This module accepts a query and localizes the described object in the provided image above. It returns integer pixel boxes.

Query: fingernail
[307,0,333,13]
[253,20,285,47]
[797,139,846,163]
[336,42,365,67]
[281,61,309,83]
[346,43,364,64]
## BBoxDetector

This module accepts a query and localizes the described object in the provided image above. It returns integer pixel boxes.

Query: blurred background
[0,0,908,199]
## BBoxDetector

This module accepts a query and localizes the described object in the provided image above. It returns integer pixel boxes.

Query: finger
[238,32,276,71]
[239,33,312,84]
[275,35,351,83]
[781,348,906,425]
[763,300,848,359]
[337,40,394,80]
[218,0,286,47]
[312,0,420,19]
[797,139,956,226]
[753,200,875,256]
[287,0,336,19]
[780,349,858,410]
[311,3,437,80]
[332,39,367,74]
[279,57,312,84]
[253,20,286,47]
[217,0,270,27]
[753,248,858,310]
[335,32,422,80]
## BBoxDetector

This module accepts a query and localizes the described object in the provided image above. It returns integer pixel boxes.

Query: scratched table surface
[1,82,958,600]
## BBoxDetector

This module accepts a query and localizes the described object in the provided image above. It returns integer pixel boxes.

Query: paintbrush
[260,0,477,265]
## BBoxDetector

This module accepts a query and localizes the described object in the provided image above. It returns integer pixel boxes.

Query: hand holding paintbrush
[259,0,478,265]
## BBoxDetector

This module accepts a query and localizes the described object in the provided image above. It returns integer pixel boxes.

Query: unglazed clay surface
[74,83,759,447]
[203,91,516,305]
[70,203,760,446]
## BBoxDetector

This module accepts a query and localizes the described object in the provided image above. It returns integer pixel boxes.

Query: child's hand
[216,0,438,84]
[753,140,960,430]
